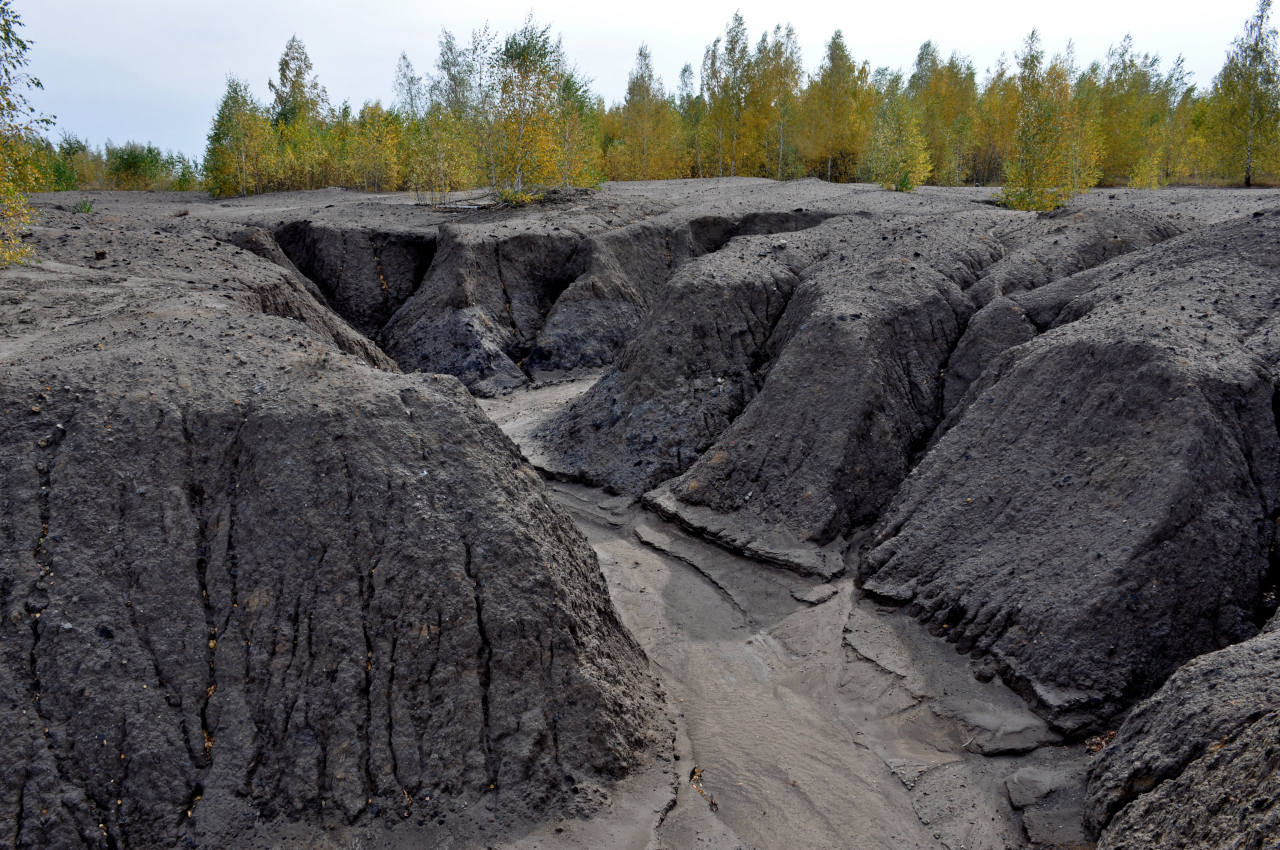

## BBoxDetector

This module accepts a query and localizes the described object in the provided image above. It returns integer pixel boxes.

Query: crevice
[188,412,245,807]
[26,415,62,728]
[689,210,835,256]
[386,633,400,792]
[13,766,27,846]
[357,518,378,816]
[460,539,497,788]
[1261,386,1280,626]
[273,221,437,340]
[547,637,563,778]
[177,782,204,829]
[491,239,534,382]
[653,789,679,830]
[418,607,443,791]
[361,615,376,818]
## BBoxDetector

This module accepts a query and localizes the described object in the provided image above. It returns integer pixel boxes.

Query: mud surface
[8,181,1280,849]
[486,384,1092,850]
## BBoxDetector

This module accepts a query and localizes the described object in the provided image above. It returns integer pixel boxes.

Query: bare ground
[482,376,1091,850]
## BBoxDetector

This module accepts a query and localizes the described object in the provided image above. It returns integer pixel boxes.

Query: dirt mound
[533,200,1184,576]
[20,182,1280,849]
[864,209,1280,730]
[0,203,660,848]
[1083,619,1280,848]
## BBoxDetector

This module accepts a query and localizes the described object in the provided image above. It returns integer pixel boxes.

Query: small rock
[1005,765,1079,809]
[791,583,838,605]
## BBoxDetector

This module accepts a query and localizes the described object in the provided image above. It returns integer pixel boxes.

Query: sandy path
[480,378,1092,850]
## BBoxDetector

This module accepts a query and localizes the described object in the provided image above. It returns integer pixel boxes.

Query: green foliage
[204,75,271,197]
[605,45,684,180]
[268,35,329,126]
[908,43,978,185]
[41,10,1280,204]
[199,23,602,199]
[73,198,93,213]
[1210,0,1280,185]
[106,142,166,189]
[797,31,872,181]
[0,0,43,265]
[1088,36,1189,187]
[865,76,931,191]
[1000,31,1101,211]
[498,188,540,205]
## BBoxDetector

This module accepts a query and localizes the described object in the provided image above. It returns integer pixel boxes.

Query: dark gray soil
[1083,617,1280,848]
[1,198,661,849]
[9,180,1280,850]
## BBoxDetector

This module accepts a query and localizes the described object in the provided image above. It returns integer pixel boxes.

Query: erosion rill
[3,180,1279,849]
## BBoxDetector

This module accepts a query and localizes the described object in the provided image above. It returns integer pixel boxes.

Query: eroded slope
[528,188,1280,737]
[865,209,1280,730]
[0,204,661,849]
[1084,615,1280,848]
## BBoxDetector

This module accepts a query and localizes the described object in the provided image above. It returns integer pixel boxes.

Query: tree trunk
[1246,87,1256,188]
[777,121,784,180]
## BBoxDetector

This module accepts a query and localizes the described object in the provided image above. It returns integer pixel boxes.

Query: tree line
[200,23,598,202]
[4,1,1280,248]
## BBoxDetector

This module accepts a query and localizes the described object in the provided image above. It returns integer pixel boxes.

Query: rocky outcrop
[0,204,661,849]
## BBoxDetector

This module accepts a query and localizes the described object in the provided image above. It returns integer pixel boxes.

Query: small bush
[106,142,166,190]
[499,188,541,206]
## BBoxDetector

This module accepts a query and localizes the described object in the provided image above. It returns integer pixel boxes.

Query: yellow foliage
[0,174,33,265]
[866,85,932,191]
[909,45,978,186]
[1001,32,1100,210]
[607,46,685,180]
[796,31,873,181]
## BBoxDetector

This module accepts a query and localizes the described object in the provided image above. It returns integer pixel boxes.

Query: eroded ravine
[481,378,1092,850]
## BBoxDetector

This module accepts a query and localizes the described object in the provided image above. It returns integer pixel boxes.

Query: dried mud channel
[482,378,1091,850]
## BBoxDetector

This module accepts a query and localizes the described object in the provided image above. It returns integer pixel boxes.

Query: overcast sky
[22,0,1258,159]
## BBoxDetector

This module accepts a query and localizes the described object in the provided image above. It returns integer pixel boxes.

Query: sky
[21,0,1259,159]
